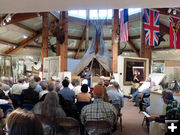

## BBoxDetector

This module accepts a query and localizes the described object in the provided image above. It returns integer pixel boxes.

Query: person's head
[104,79,110,87]
[48,83,55,92]
[93,85,104,99]
[162,90,174,104]
[62,79,69,88]
[5,108,44,135]
[81,84,88,93]
[28,81,37,90]
[41,92,59,121]
[34,76,41,83]
[9,77,13,83]
[18,78,24,84]
[41,83,47,91]
[112,81,120,90]
[85,67,89,72]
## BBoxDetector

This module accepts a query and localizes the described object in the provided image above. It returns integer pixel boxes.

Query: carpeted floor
[113,98,148,135]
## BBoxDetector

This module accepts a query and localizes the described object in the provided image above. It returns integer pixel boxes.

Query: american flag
[120,9,129,43]
[144,9,159,46]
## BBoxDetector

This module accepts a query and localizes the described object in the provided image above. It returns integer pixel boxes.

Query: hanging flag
[169,16,180,49]
[120,9,129,43]
[144,9,160,46]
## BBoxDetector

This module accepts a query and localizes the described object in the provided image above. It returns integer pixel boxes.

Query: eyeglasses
[3,127,8,134]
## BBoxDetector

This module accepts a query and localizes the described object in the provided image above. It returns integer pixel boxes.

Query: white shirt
[73,85,81,95]
[39,90,49,99]
[0,99,8,104]
[138,82,150,92]
[11,83,27,95]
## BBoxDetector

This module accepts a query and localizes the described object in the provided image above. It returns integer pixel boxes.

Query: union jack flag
[144,9,160,46]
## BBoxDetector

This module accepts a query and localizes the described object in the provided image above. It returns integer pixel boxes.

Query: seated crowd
[0,76,124,135]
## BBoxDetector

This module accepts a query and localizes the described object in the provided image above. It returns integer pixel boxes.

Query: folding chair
[113,104,122,131]
[84,120,112,135]
[56,117,80,135]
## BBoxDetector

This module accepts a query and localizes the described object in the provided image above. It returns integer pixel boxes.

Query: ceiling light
[23,35,28,38]
[168,8,172,13]
[173,10,176,15]
[2,22,6,26]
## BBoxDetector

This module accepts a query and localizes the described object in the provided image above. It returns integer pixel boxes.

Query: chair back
[84,120,112,135]
[76,101,90,113]
[112,104,121,116]
[56,117,80,135]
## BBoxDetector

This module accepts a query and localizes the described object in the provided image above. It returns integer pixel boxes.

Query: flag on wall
[120,9,129,43]
[169,16,180,49]
[144,9,160,46]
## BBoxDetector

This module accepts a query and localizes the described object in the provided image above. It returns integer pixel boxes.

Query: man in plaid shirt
[81,85,117,133]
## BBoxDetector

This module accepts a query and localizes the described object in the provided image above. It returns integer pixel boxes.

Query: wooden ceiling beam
[13,23,37,35]
[0,13,42,26]
[5,32,42,55]
[128,40,140,57]
[74,26,86,59]
[154,8,180,18]
[0,40,17,46]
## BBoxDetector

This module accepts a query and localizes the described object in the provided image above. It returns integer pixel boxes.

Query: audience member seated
[77,84,91,103]
[39,82,55,102]
[21,81,39,110]
[5,108,44,135]
[148,90,180,123]
[107,81,124,110]
[10,78,27,108]
[58,79,76,103]
[23,76,29,88]
[54,80,61,92]
[40,77,48,86]
[0,84,13,115]
[98,80,109,102]
[39,83,48,100]
[81,85,117,134]
[34,92,66,135]
[33,91,66,116]
[34,76,42,93]
[130,77,155,106]
[169,80,179,93]
[76,84,91,113]
[72,79,82,95]
[8,77,14,88]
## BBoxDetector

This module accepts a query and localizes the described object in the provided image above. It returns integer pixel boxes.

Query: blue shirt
[34,84,42,93]
[58,87,75,102]
[107,89,124,108]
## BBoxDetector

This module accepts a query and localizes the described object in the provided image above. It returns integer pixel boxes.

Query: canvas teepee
[73,20,112,75]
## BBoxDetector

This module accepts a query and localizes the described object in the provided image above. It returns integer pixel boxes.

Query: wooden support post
[74,26,86,59]
[41,12,49,72]
[60,11,68,72]
[140,9,152,73]
[112,9,119,73]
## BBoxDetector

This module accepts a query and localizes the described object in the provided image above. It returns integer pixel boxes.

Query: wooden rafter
[154,8,180,18]
[127,40,140,57]
[0,13,42,26]
[74,26,86,59]
[5,32,42,55]
[13,23,36,35]
[0,40,17,46]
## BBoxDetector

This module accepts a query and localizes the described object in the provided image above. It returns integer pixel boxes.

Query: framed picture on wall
[124,58,146,85]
